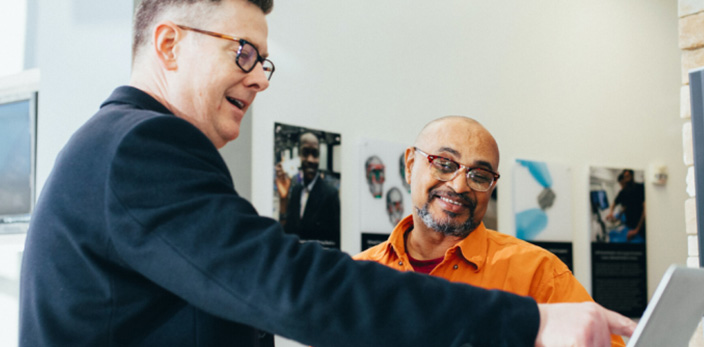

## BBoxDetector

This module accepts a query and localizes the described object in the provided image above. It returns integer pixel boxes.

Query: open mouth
[430,190,474,213]
[226,96,245,110]
[439,196,463,206]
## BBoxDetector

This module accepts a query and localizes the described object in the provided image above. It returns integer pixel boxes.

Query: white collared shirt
[300,173,319,218]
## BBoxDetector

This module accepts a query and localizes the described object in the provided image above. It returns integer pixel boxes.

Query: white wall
[0,0,27,78]
[35,0,134,195]
[253,0,686,323]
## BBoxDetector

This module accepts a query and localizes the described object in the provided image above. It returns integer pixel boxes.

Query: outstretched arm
[536,302,636,347]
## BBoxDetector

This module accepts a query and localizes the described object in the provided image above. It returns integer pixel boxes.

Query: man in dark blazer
[279,132,340,249]
[19,0,635,346]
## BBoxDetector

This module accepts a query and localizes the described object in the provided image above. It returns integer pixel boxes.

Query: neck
[129,61,173,118]
[303,172,318,187]
[406,216,463,260]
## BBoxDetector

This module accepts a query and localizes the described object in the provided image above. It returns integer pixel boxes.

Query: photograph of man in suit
[276,131,340,249]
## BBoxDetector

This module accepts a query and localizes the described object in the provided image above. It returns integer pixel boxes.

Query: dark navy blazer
[20,86,539,346]
[284,178,340,249]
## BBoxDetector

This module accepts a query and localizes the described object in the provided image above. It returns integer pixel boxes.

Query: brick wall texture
[679,1,704,345]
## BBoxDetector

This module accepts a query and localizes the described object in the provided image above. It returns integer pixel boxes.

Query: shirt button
[398,261,404,266]
[453,264,459,270]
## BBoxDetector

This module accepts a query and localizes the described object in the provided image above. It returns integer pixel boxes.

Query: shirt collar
[101,86,173,115]
[304,172,319,192]
[455,222,488,270]
[386,215,414,258]
[386,214,489,271]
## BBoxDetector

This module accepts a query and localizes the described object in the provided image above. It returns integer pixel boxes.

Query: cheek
[472,193,492,217]
[410,175,433,206]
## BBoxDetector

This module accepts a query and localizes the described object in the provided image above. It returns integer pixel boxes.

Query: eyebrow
[437,146,460,157]
[472,160,495,172]
[436,146,495,171]
[255,45,269,59]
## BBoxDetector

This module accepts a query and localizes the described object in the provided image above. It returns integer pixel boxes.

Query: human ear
[153,21,181,71]
[404,146,415,185]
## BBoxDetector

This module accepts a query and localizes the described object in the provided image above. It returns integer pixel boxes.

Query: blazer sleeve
[105,116,540,347]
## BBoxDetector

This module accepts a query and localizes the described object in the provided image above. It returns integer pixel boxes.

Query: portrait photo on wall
[359,138,412,251]
[512,159,574,270]
[273,123,341,249]
[589,166,647,317]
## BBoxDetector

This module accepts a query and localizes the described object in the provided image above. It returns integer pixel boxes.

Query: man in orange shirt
[355,115,625,346]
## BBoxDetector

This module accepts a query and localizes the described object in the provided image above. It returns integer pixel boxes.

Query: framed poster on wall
[273,123,341,249]
[589,166,647,318]
[513,159,573,270]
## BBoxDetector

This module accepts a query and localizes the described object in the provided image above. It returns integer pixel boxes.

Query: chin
[222,126,241,142]
[211,132,239,149]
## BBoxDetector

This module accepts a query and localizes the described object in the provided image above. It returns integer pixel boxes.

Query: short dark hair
[132,0,273,61]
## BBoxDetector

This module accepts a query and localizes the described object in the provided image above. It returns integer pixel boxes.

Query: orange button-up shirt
[355,215,625,346]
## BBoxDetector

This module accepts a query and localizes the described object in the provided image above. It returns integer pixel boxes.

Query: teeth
[440,196,462,206]
[227,97,244,109]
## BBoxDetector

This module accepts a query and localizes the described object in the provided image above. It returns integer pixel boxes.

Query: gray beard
[416,202,478,238]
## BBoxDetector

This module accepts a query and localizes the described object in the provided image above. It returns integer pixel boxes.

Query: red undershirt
[404,227,444,274]
[407,253,444,275]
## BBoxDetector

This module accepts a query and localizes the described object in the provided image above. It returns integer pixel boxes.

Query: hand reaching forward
[535,302,636,347]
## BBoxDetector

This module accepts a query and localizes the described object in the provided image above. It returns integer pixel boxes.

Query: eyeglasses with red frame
[414,147,499,192]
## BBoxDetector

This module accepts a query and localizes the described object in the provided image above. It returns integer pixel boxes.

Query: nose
[245,62,270,91]
[447,169,472,194]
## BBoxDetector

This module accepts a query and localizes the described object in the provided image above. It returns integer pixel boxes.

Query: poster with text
[513,159,574,270]
[589,166,647,317]
[274,123,341,249]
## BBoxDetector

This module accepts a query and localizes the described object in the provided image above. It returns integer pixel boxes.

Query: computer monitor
[0,90,37,224]
[690,67,704,268]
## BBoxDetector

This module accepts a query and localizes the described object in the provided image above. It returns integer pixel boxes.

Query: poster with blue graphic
[513,159,573,270]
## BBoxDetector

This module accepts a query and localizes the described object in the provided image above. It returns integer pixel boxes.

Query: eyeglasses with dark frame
[414,147,500,192]
[177,25,275,81]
